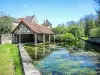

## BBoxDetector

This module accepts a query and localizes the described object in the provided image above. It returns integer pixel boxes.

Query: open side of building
[12,20,55,44]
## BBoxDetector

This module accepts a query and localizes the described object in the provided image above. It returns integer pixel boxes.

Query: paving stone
[19,43,41,75]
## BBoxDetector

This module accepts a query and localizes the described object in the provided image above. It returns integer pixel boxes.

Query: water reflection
[35,47,37,59]
[25,40,100,75]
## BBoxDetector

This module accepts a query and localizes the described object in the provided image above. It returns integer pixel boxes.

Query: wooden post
[35,34,37,45]
[43,34,45,43]
[15,34,17,43]
[19,33,21,43]
[54,35,55,43]
[49,34,51,43]
[12,34,15,43]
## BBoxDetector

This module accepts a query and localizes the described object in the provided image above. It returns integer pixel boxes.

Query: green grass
[0,44,23,75]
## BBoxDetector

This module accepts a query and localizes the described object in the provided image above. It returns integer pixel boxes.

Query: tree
[90,28,100,37]
[81,14,96,37]
[55,33,75,42]
[66,21,76,27]
[95,0,100,27]
[52,24,67,34]
[0,12,13,34]
[0,12,14,44]
[67,22,81,37]
[78,19,85,36]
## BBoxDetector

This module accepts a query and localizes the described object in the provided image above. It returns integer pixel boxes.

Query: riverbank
[80,37,100,44]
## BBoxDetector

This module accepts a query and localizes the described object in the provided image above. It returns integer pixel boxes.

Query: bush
[55,34,64,42]
[63,33,75,41]
[90,28,100,37]
[55,33,75,42]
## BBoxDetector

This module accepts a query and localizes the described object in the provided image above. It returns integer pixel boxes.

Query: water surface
[25,41,100,75]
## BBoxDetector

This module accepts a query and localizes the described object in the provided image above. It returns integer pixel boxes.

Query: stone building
[0,15,55,44]
[12,20,55,44]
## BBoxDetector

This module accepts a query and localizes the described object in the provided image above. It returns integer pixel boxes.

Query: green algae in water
[25,43,100,75]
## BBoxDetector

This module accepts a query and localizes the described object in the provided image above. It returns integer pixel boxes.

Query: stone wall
[0,34,12,44]
[18,43,41,75]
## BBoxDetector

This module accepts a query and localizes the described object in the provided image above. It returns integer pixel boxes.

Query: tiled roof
[13,20,55,34]
[14,15,36,23]
[18,18,24,21]
[15,18,25,23]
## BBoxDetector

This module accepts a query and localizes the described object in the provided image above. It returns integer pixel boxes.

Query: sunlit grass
[0,44,22,75]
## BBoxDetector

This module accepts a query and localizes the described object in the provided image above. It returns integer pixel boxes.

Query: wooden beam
[19,34,21,43]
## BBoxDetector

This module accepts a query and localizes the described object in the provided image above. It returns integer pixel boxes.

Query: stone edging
[18,43,41,75]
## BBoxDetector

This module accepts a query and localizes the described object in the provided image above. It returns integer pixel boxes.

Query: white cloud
[22,4,27,7]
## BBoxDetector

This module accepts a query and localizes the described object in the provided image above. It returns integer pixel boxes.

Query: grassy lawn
[0,44,23,75]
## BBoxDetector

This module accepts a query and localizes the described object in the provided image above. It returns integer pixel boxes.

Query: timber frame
[12,20,55,44]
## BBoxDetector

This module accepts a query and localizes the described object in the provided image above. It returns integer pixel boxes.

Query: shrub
[90,28,100,37]
[55,34,64,42]
[55,33,75,42]
[63,33,75,41]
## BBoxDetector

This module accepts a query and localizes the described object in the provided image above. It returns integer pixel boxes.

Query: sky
[0,0,97,27]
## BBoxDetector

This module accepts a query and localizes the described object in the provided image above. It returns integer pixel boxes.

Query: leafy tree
[63,33,75,41]
[81,14,96,37]
[0,12,13,34]
[67,23,81,37]
[52,24,67,34]
[90,28,100,37]
[55,33,75,42]
[66,21,76,27]
[78,19,85,36]
[0,12,14,44]
[95,0,100,27]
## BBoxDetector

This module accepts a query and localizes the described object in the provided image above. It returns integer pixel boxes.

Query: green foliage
[81,37,89,40]
[55,33,75,42]
[68,24,81,37]
[63,33,75,41]
[90,28,100,37]
[52,24,67,34]
[81,14,96,37]
[0,13,14,34]
[95,0,100,27]
[24,46,35,59]
[55,34,63,42]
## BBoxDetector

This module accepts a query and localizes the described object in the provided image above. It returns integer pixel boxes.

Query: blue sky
[0,0,96,27]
